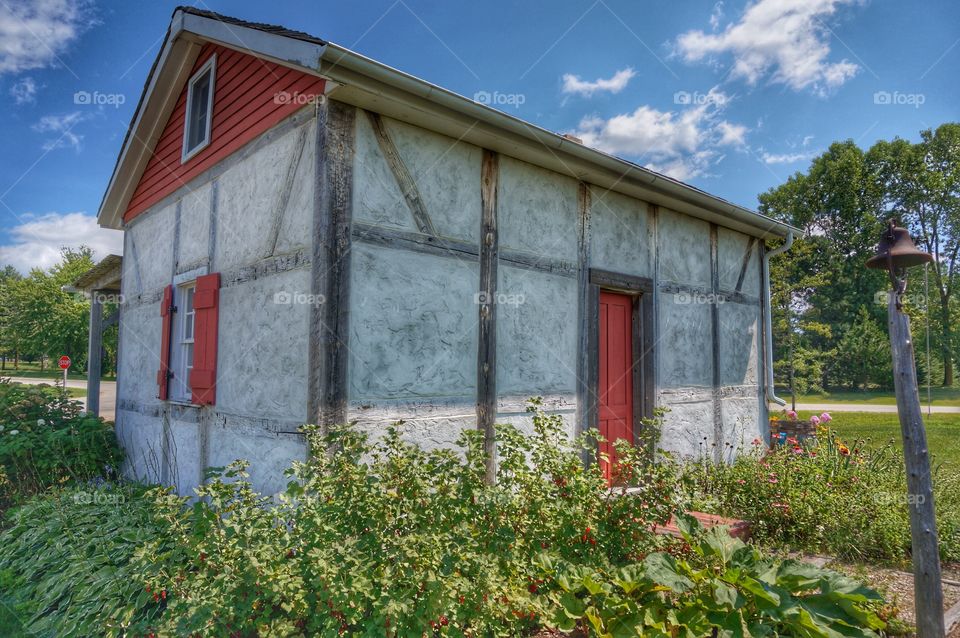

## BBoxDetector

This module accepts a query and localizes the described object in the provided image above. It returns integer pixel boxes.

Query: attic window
[182,54,216,162]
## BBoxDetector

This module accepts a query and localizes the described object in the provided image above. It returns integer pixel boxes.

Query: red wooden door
[598,291,634,482]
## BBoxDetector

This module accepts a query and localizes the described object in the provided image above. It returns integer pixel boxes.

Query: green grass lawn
[798,410,960,472]
[785,386,960,406]
[0,361,116,382]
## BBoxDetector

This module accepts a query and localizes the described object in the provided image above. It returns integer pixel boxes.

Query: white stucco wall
[116,109,315,496]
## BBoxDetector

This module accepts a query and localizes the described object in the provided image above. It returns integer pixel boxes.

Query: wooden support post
[86,290,103,416]
[887,291,945,637]
[575,183,595,466]
[710,224,723,463]
[308,99,355,432]
[477,150,499,485]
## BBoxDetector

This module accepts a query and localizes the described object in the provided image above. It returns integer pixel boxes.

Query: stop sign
[58,355,71,370]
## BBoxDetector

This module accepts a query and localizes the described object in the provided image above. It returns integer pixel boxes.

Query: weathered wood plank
[86,290,103,416]
[350,221,578,277]
[365,110,438,236]
[639,291,656,433]
[589,268,654,293]
[657,281,759,306]
[477,149,499,485]
[352,222,479,260]
[710,223,722,463]
[887,291,945,637]
[308,99,356,431]
[576,182,593,446]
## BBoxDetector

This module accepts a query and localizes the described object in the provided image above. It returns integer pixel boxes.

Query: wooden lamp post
[866,220,945,637]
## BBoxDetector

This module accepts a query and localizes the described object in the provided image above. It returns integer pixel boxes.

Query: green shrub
[0,380,123,508]
[0,483,175,637]
[683,422,960,563]
[137,401,682,636]
[535,514,888,637]
[0,402,889,637]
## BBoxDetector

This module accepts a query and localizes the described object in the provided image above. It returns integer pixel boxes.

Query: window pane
[185,342,194,370]
[187,70,211,151]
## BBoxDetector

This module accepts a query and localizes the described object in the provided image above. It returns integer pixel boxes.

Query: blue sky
[1,0,958,272]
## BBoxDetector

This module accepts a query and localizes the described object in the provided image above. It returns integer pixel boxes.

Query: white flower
[37,419,46,426]
[9,430,19,435]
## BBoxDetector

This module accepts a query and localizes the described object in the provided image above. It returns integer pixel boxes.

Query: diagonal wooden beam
[734,236,757,293]
[364,110,438,236]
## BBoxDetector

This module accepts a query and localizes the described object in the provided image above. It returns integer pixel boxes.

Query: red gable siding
[123,43,325,222]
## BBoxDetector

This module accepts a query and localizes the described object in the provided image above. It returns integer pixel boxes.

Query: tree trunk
[939,292,953,386]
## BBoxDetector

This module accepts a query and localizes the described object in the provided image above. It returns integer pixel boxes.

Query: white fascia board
[179,12,324,72]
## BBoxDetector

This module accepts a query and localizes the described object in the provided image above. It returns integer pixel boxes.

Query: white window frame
[181,54,217,163]
[169,283,196,404]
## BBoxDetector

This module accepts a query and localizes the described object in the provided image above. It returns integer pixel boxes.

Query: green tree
[6,248,95,370]
[869,123,960,386]
[759,141,888,391]
[828,306,892,390]
[0,265,23,369]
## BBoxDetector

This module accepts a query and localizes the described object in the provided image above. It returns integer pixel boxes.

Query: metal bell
[866,221,933,270]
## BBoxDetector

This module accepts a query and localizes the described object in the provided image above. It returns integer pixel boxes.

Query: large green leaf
[643,553,693,593]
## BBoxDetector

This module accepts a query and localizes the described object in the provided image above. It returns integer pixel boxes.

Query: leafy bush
[0,402,890,636]
[683,422,960,563]
[0,483,174,637]
[137,402,682,636]
[0,380,123,508]
[535,514,889,637]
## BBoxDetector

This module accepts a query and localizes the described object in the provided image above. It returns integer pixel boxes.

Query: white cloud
[675,0,861,95]
[709,1,725,30]
[0,0,92,75]
[32,111,85,151]
[716,120,748,147]
[0,212,122,273]
[761,151,815,164]
[571,88,748,181]
[10,76,38,103]
[562,68,636,97]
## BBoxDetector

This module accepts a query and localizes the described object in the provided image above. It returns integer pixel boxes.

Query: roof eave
[98,8,798,240]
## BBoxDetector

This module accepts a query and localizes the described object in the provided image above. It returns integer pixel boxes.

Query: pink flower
[820,412,832,423]
[768,477,779,484]
[810,415,821,426]
[752,438,763,446]
[786,410,797,420]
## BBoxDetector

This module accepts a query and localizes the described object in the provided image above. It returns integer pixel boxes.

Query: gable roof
[98,6,798,239]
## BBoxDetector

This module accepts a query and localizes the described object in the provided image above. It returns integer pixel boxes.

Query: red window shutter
[190,273,220,405]
[156,284,174,400]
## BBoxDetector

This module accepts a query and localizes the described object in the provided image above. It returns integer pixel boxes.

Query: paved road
[2,376,117,421]
[782,402,960,414]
